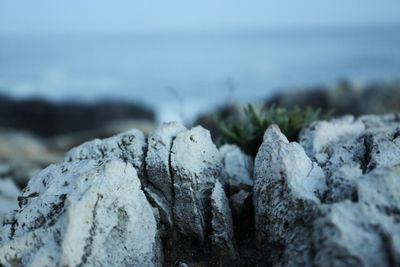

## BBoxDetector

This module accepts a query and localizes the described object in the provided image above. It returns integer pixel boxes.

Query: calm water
[1,26,400,121]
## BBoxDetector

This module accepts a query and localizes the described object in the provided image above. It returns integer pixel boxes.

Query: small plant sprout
[216,104,331,157]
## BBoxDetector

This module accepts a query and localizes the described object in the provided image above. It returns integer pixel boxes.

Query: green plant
[216,104,331,157]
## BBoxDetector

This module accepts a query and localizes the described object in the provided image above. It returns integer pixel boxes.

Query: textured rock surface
[170,126,224,241]
[254,125,327,266]
[254,115,400,266]
[145,122,186,229]
[3,114,399,266]
[219,144,253,194]
[0,122,239,266]
[0,160,161,267]
[210,180,237,259]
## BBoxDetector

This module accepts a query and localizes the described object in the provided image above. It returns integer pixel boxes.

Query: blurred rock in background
[0,96,156,191]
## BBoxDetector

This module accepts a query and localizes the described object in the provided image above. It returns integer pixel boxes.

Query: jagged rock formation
[0,123,240,267]
[254,125,327,266]
[254,114,400,266]
[1,114,400,266]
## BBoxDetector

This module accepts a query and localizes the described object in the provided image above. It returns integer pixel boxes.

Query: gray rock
[300,114,400,203]
[65,129,147,179]
[0,179,20,223]
[145,122,186,229]
[170,126,223,241]
[0,159,161,267]
[254,125,327,266]
[254,114,400,266]
[219,145,253,194]
[229,190,252,219]
[314,165,400,267]
[210,180,237,260]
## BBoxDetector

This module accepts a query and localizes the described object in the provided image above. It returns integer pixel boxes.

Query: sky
[0,1,400,35]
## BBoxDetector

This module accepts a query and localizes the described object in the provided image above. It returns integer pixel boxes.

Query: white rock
[254,125,327,266]
[313,165,400,267]
[210,180,237,259]
[0,160,162,267]
[65,129,147,178]
[144,122,186,229]
[171,126,223,241]
[300,115,365,157]
[219,145,253,193]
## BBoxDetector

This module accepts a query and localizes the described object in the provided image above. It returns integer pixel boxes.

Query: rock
[254,125,327,266]
[210,180,237,260]
[253,115,400,266]
[0,161,43,189]
[0,178,20,223]
[314,165,400,267]
[219,145,253,194]
[0,130,62,188]
[0,129,60,165]
[145,122,186,230]
[65,129,147,179]
[146,122,186,204]
[265,80,400,117]
[229,190,252,220]
[0,159,161,267]
[170,126,223,241]
[300,114,400,203]
[0,95,155,138]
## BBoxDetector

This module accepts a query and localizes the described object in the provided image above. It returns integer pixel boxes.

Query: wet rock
[219,145,253,194]
[210,180,237,260]
[0,160,161,267]
[254,125,327,266]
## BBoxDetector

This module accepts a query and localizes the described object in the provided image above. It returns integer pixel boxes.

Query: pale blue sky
[1,0,400,35]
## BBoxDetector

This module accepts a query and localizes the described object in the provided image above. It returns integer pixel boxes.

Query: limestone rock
[145,122,186,229]
[65,129,147,178]
[210,180,237,259]
[254,125,327,266]
[0,160,161,267]
[253,114,400,266]
[146,122,186,203]
[314,165,400,267]
[219,145,253,194]
[170,126,223,241]
[300,114,400,202]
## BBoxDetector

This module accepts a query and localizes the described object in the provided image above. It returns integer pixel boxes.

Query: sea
[0,25,399,122]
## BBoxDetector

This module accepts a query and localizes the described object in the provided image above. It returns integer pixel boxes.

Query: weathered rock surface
[4,114,399,266]
[0,122,241,266]
[220,144,253,194]
[254,125,327,266]
[210,180,237,260]
[0,159,161,267]
[254,114,400,266]
[170,126,224,241]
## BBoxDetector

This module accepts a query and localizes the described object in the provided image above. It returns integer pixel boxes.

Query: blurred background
[0,1,400,199]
